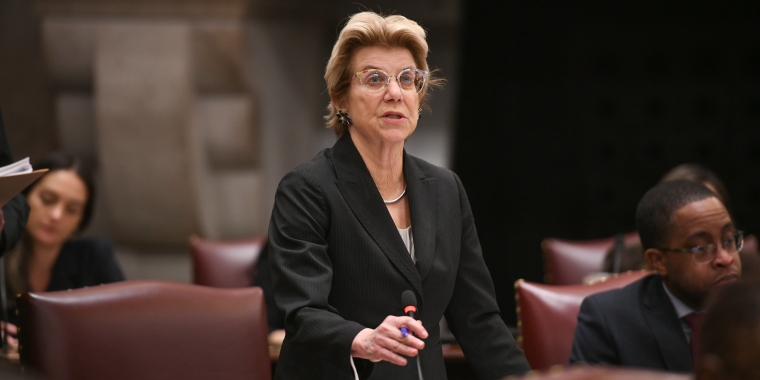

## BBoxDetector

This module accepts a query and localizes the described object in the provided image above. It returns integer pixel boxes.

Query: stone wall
[0,0,461,252]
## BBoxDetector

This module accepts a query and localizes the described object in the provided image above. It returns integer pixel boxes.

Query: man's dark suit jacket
[569,274,693,373]
[0,106,29,255]
[269,133,530,380]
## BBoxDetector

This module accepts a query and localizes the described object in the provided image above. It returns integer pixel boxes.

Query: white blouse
[398,225,416,263]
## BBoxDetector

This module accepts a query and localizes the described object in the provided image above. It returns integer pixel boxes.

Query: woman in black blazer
[268,12,530,380]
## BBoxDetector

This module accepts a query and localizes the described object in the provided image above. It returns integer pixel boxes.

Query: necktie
[682,312,702,367]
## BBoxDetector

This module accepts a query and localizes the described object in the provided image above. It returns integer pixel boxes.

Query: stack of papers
[0,157,32,177]
[0,158,47,206]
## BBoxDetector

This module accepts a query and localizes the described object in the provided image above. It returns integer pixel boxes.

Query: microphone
[401,290,424,380]
[401,290,417,336]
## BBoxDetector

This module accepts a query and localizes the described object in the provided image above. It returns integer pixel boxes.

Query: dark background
[453,2,760,325]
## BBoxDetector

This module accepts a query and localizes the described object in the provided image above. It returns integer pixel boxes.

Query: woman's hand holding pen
[350,315,428,366]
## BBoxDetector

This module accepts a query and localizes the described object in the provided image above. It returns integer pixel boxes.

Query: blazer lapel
[404,153,437,282]
[641,276,694,372]
[331,133,424,297]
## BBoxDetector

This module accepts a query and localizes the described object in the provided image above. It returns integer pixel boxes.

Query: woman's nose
[49,204,64,220]
[385,77,403,99]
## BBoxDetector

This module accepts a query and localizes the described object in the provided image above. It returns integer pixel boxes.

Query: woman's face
[340,46,421,145]
[26,170,88,248]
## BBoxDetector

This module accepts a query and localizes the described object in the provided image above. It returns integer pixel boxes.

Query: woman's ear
[331,97,346,112]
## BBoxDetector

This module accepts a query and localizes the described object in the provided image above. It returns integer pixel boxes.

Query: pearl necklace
[383,186,407,204]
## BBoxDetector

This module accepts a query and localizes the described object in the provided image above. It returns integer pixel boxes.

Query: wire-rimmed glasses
[657,231,744,263]
[349,68,428,95]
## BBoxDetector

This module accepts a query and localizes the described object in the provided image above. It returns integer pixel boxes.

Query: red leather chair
[190,235,267,288]
[515,271,652,370]
[542,232,641,285]
[512,366,690,380]
[742,234,759,255]
[17,280,271,380]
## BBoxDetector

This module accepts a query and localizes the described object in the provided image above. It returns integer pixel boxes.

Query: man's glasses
[349,68,428,95]
[657,231,744,263]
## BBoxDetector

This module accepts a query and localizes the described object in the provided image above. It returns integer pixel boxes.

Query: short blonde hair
[324,12,442,135]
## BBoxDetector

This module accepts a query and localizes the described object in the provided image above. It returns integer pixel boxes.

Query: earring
[418,108,423,120]
[337,110,352,126]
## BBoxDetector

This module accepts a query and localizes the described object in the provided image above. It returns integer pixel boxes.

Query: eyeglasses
[349,68,428,95]
[657,231,744,263]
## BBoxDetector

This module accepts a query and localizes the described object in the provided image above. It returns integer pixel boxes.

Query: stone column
[36,0,260,245]
[94,22,203,243]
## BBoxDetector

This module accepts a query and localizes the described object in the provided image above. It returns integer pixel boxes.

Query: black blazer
[269,133,529,380]
[569,274,693,373]
[250,243,285,332]
[6,237,125,325]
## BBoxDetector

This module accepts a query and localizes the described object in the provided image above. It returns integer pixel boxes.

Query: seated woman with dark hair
[2,153,125,351]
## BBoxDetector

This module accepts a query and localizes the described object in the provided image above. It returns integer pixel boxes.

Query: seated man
[569,180,742,372]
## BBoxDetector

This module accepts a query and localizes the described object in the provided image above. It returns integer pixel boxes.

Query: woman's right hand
[350,315,428,366]
[1,321,18,354]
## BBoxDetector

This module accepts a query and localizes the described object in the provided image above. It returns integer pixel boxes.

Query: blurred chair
[513,366,690,380]
[542,231,640,285]
[742,234,759,255]
[17,280,271,380]
[190,235,267,288]
[515,270,651,370]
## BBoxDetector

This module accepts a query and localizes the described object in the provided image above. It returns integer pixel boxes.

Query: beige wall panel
[193,22,245,93]
[94,22,202,244]
[198,94,256,168]
[210,170,263,239]
[244,20,328,221]
[41,18,96,89]
[56,92,96,162]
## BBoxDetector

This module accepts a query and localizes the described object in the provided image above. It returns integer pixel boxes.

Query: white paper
[0,157,32,177]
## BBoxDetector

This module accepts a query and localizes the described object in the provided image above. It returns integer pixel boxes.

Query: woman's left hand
[1,321,18,354]
[350,315,428,366]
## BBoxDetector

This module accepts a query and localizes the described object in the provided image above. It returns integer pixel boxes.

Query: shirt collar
[662,281,698,318]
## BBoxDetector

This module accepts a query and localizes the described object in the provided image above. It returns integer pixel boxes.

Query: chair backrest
[742,234,759,255]
[17,280,271,380]
[542,231,640,285]
[190,236,267,288]
[515,271,652,370]
[513,366,690,380]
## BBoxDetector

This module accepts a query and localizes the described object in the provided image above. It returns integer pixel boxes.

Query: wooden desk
[442,343,466,360]
[443,344,477,379]
[272,343,475,379]
[271,343,468,360]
